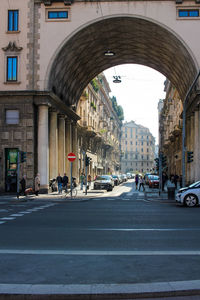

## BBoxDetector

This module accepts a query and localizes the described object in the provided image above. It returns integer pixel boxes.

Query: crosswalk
[0,203,56,226]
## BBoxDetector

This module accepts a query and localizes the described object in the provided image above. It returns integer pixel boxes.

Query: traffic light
[85,155,92,167]
[162,155,167,167]
[187,151,193,163]
[154,158,159,171]
[20,151,27,163]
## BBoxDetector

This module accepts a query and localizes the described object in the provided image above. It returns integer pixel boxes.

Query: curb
[0,280,200,299]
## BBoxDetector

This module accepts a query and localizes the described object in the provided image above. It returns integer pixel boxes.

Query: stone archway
[48,16,197,107]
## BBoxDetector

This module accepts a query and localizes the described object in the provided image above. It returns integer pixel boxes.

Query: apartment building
[121,121,155,174]
[77,73,121,180]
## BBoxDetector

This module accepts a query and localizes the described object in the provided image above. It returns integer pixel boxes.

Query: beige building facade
[77,73,121,180]
[121,121,155,174]
[159,79,200,185]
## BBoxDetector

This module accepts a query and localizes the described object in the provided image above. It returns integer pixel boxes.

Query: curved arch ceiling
[49,16,197,106]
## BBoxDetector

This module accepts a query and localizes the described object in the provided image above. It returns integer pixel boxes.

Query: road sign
[67,152,76,162]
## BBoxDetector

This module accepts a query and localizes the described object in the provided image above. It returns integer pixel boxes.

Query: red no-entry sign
[67,152,76,162]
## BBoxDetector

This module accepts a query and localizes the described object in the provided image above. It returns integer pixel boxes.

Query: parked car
[176,181,200,207]
[94,175,114,191]
[121,174,127,182]
[112,175,120,186]
[148,175,159,188]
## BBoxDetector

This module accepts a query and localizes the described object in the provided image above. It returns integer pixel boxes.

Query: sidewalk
[0,183,106,203]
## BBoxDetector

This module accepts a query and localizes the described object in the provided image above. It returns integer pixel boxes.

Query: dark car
[148,175,159,188]
[94,175,114,191]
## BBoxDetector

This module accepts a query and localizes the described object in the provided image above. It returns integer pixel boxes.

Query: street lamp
[113,76,121,83]
[104,50,115,56]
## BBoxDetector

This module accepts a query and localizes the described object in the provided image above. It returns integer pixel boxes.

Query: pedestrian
[34,173,40,196]
[174,174,179,189]
[139,176,145,191]
[20,175,26,196]
[62,173,69,192]
[135,174,139,190]
[179,175,183,188]
[80,172,85,190]
[162,172,168,191]
[88,174,92,190]
[56,173,63,194]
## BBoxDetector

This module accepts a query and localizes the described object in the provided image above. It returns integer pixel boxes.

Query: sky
[104,64,166,144]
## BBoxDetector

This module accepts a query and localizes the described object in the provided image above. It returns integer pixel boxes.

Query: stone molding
[2,42,23,52]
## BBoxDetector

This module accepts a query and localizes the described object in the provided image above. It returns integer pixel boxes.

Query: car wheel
[184,194,198,207]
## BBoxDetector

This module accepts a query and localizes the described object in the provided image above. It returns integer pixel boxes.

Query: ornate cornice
[2,41,23,52]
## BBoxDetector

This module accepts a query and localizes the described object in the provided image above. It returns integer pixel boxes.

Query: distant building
[121,121,155,174]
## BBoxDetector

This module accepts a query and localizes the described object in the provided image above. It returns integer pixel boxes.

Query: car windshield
[149,176,159,180]
[96,175,110,180]
[188,181,200,188]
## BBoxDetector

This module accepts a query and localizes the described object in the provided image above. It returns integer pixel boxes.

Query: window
[6,110,19,124]
[7,57,18,81]
[141,148,143,152]
[48,11,68,19]
[178,9,199,18]
[8,10,19,31]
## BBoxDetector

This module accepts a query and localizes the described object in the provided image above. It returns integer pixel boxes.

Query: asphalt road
[0,181,200,294]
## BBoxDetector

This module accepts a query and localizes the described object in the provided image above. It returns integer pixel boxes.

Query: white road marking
[0,249,200,255]
[10,214,24,217]
[0,217,15,220]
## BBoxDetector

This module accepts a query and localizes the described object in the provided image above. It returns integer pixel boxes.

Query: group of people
[80,172,92,190]
[135,174,145,191]
[56,173,69,194]
[20,173,40,196]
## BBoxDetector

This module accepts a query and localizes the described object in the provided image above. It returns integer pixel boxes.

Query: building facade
[77,73,121,180]
[121,121,155,174]
[158,78,200,185]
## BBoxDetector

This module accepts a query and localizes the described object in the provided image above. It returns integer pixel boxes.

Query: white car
[176,181,200,207]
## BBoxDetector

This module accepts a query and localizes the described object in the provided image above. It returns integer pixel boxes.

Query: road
[0,180,200,298]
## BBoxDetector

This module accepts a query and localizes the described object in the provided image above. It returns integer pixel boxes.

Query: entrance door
[5,148,18,192]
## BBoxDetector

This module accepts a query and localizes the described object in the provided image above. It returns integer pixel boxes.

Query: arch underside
[49,17,197,106]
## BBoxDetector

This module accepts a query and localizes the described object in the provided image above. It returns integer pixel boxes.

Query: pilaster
[65,119,72,177]
[38,104,49,193]
[49,109,58,179]
[58,114,66,175]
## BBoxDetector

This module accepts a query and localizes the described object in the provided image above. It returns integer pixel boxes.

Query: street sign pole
[67,152,76,198]
[70,162,72,198]
[85,165,88,195]
[17,151,20,199]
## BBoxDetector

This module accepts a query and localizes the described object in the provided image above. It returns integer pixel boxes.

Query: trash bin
[167,187,176,200]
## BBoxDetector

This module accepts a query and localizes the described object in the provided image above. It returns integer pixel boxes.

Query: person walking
[34,173,40,196]
[139,176,145,191]
[88,174,92,190]
[62,173,69,192]
[135,174,139,190]
[56,173,63,194]
[80,172,85,190]
[20,175,26,196]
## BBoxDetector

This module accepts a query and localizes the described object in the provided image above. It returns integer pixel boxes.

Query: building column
[49,109,58,180]
[72,122,79,180]
[65,119,72,177]
[190,114,195,182]
[38,105,49,193]
[58,115,65,175]
[194,107,200,180]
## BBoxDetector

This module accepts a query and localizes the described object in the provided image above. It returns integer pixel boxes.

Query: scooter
[49,178,57,192]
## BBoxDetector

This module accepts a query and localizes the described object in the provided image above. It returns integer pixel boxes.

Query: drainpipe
[182,71,200,187]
